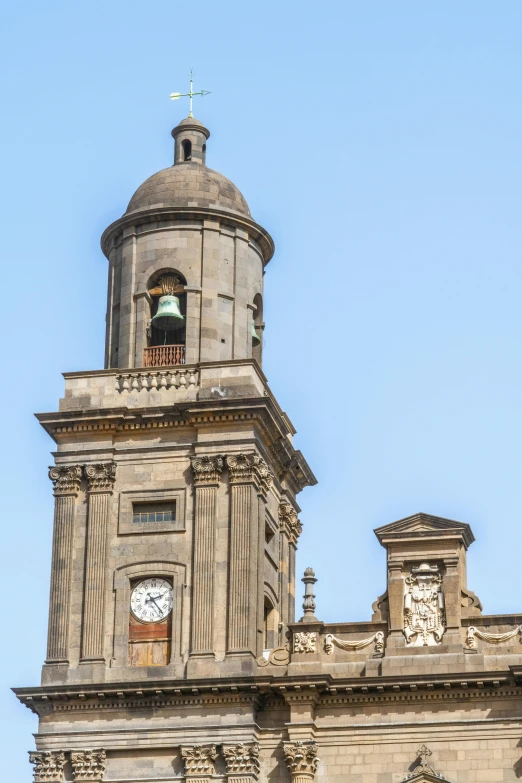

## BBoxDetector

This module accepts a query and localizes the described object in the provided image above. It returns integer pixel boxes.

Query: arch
[252,292,263,364]
[263,595,276,651]
[136,261,191,296]
[182,139,192,161]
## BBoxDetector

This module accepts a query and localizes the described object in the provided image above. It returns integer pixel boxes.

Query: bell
[251,319,261,346]
[151,295,184,331]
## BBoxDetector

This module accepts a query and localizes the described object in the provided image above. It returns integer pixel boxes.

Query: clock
[130,577,173,623]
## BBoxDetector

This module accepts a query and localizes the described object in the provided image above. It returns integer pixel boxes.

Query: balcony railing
[143,344,186,368]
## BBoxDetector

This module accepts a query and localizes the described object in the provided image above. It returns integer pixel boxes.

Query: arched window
[144,272,188,367]
[252,294,263,364]
[264,596,276,650]
[182,140,192,161]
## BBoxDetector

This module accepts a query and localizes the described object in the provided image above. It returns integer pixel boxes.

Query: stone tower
[15,116,522,783]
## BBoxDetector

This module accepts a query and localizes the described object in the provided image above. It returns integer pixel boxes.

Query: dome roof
[126,163,251,217]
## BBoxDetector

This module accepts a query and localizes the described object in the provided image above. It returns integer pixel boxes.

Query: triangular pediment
[374,512,474,549]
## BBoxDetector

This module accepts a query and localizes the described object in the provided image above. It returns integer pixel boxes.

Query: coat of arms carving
[404,563,445,646]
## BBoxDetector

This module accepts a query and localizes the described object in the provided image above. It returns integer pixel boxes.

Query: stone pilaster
[190,456,223,654]
[81,463,116,661]
[181,744,217,783]
[70,749,106,781]
[279,502,302,627]
[226,454,273,656]
[29,750,66,782]
[46,465,82,663]
[223,743,260,783]
[283,741,319,783]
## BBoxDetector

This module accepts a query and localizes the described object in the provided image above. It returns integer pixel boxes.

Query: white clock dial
[130,577,173,623]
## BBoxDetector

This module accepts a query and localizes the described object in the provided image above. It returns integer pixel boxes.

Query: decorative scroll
[324,631,384,655]
[404,563,445,646]
[466,625,521,649]
[294,631,316,653]
[257,643,290,667]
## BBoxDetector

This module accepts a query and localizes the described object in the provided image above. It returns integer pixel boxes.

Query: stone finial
[70,749,106,781]
[190,455,224,486]
[48,465,82,497]
[29,751,66,782]
[181,745,218,779]
[222,743,260,778]
[84,463,116,493]
[283,741,319,783]
[300,567,318,622]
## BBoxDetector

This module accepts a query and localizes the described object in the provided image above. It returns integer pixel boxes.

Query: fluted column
[223,743,260,783]
[190,456,223,654]
[279,502,302,626]
[181,744,217,783]
[46,465,82,663]
[226,454,273,655]
[283,741,319,783]
[81,462,116,661]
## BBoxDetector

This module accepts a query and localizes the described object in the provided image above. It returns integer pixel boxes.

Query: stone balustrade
[115,367,198,393]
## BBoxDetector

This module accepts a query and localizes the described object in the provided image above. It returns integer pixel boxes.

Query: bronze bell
[251,319,261,346]
[151,295,184,331]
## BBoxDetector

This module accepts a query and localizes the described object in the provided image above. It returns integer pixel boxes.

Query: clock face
[130,577,173,623]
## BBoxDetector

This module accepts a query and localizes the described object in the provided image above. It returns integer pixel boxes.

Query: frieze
[29,751,66,782]
[48,465,82,496]
[84,462,116,493]
[190,455,224,486]
[70,749,106,781]
[404,563,445,646]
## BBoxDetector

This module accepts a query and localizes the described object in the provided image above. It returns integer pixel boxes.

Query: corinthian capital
[181,745,218,777]
[29,751,66,782]
[48,465,82,497]
[279,501,303,544]
[84,463,116,493]
[70,749,106,781]
[283,742,319,782]
[190,455,224,486]
[222,743,260,777]
[226,453,274,495]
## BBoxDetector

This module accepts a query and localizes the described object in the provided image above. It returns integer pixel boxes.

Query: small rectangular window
[132,501,176,524]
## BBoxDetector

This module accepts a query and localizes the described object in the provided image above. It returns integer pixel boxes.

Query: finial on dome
[169,67,211,118]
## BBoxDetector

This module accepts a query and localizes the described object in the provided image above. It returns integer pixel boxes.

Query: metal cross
[170,68,211,118]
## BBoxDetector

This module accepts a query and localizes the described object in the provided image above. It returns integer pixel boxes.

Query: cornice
[100,206,275,265]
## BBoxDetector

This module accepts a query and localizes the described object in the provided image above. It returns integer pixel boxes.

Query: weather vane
[170,68,211,118]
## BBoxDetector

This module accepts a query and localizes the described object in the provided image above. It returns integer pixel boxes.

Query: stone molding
[191,455,224,486]
[181,744,218,779]
[226,453,273,496]
[48,465,83,496]
[279,501,302,545]
[70,749,106,781]
[29,751,66,782]
[283,741,319,783]
[222,743,260,778]
[84,462,116,493]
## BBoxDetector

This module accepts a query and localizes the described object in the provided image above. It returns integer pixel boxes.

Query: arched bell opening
[143,272,187,368]
[181,139,192,162]
[252,293,263,365]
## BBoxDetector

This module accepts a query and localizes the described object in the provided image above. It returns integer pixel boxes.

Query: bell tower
[26,113,315,700]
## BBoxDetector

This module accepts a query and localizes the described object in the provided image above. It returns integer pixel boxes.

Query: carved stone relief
[29,751,66,782]
[404,563,445,646]
[70,749,106,781]
[222,743,260,778]
[293,631,316,653]
[283,741,319,783]
[181,745,218,778]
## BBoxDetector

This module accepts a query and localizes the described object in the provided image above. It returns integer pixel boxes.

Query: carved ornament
[402,745,449,782]
[190,455,224,486]
[324,631,384,656]
[181,745,218,777]
[226,453,274,495]
[70,749,106,781]
[48,465,82,496]
[466,624,521,649]
[293,631,316,653]
[404,563,445,646]
[256,643,290,667]
[84,463,116,493]
[279,501,302,544]
[283,741,319,780]
[29,751,66,782]
[222,743,260,777]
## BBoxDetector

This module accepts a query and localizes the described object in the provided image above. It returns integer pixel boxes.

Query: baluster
[159,372,167,390]
[115,375,122,392]
[131,375,139,392]
[140,374,149,391]
[189,369,197,387]
[150,372,158,390]
[122,374,130,392]
[179,370,187,388]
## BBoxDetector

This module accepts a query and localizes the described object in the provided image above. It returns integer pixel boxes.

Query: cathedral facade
[15,115,522,783]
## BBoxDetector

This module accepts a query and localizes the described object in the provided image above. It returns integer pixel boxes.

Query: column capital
[222,743,260,779]
[283,741,319,783]
[84,462,116,493]
[48,465,82,497]
[70,749,106,781]
[279,501,302,545]
[181,744,218,781]
[29,750,66,782]
[191,455,224,486]
[226,453,273,496]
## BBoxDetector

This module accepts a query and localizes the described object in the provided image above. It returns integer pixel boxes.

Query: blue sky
[2,1,522,778]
